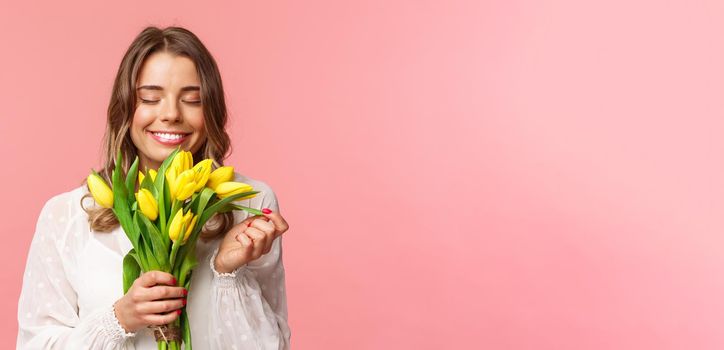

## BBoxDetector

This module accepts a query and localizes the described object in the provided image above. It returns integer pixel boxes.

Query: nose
[159,99,182,123]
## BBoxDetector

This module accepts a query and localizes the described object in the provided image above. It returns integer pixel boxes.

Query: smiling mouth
[147,130,190,145]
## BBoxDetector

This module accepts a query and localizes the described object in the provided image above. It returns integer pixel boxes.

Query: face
[130,51,207,171]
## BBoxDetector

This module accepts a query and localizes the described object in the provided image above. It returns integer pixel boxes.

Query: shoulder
[32,184,91,248]
[38,184,89,220]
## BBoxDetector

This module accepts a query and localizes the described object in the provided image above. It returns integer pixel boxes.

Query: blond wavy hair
[80,26,235,241]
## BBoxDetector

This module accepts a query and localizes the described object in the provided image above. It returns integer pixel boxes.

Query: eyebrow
[136,85,200,92]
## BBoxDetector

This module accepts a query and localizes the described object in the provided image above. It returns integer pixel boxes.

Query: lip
[146,130,190,146]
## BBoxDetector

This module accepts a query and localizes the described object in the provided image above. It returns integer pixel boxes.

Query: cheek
[190,114,206,135]
[131,109,154,132]
[130,111,154,149]
[189,111,205,129]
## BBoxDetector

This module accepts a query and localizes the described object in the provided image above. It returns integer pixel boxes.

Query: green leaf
[134,238,149,271]
[122,249,141,294]
[187,192,200,213]
[198,191,260,228]
[195,187,216,216]
[145,250,161,271]
[163,177,172,221]
[182,307,192,349]
[112,151,139,249]
[140,169,156,195]
[155,147,181,241]
[125,156,140,203]
[133,211,160,271]
[174,190,260,266]
[221,203,264,216]
[138,212,170,269]
[155,178,167,240]
[176,247,198,287]
[172,188,220,270]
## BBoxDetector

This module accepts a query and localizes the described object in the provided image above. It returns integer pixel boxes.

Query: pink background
[2,0,724,349]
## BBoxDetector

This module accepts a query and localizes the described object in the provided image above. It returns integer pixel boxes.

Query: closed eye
[140,99,200,105]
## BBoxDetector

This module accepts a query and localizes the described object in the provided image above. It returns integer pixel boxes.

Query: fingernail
[177,309,182,315]
[262,208,272,214]
[182,298,187,306]
[183,289,188,296]
[171,278,177,285]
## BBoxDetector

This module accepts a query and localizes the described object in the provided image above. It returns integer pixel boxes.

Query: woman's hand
[113,271,187,333]
[214,208,290,273]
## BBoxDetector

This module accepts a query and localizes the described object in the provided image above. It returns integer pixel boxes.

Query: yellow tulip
[206,166,235,190]
[168,209,184,242]
[183,214,199,242]
[215,181,257,200]
[166,171,177,196]
[139,169,158,185]
[169,150,193,177]
[148,169,157,182]
[191,159,213,192]
[169,209,195,243]
[134,188,158,221]
[177,169,197,201]
[166,151,195,201]
[183,152,193,171]
[168,169,196,201]
[87,173,114,208]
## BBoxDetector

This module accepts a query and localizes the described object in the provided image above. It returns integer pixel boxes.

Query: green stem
[173,316,183,349]
[169,242,180,268]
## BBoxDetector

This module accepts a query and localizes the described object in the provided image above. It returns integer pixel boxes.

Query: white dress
[16,173,291,349]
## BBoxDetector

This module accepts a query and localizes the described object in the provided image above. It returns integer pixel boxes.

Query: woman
[16,26,291,349]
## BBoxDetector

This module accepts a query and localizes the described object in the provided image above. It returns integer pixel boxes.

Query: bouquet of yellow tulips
[86,147,261,350]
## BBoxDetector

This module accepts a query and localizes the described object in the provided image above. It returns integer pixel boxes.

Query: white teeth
[152,132,186,140]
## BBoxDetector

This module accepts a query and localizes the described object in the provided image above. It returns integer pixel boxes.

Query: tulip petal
[87,173,114,208]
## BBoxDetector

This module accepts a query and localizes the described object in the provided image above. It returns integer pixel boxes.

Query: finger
[234,233,255,263]
[244,226,266,241]
[260,209,289,237]
[231,215,264,234]
[243,215,266,227]
[256,222,275,254]
[137,298,186,314]
[250,218,275,235]
[235,232,254,250]
[143,286,187,302]
[243,228,266,258]
[136,271,176,288]
[144,309,181,326]
[247,224,274,255]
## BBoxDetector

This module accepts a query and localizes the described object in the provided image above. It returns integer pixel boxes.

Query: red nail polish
[262,208,272,214]
[183,289,188,296]
[177,309,182,315]
[182,298,187,306]
[171,278,177,285]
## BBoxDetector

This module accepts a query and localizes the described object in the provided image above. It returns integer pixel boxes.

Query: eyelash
[140,99,201,105]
